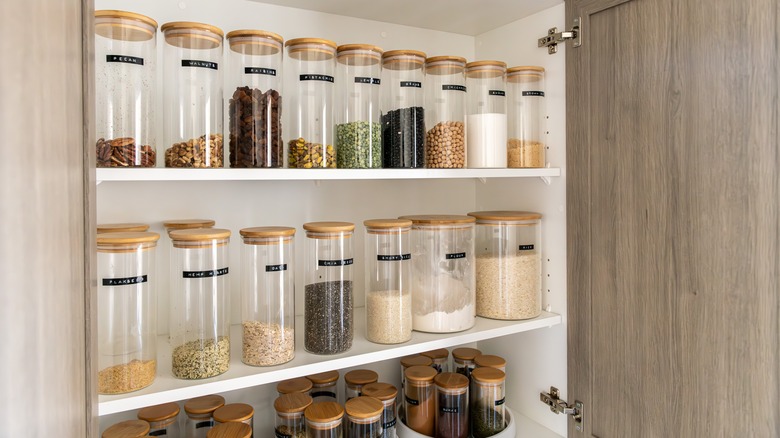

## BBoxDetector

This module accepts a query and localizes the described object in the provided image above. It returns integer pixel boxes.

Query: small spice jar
[452,347,482,378]
[102,420,151,438]
[344,369,379,401]
[226,30,284,168]
[97,222,150,233]
[345,396,384,438]
[277,377,314,397]
[363,219,413,345]
[207,422,252,438]
[424,56,467,168]
[362,382,398,438]
[184,394,225,438]
[306,370,340,403]
[465,61,508,168]
[169,228,231,380]
[138,402,181,437]
[94,10,158,168]
[474,354,507,373]
[399,355,433,391]
[468,210,543,320]
[398,215,477,333]
[275,393,313,438]
[97,231,160,394]
[403,365,437,436]
[285,38,337,169]
[470,367,507,438]
[163,219,217,235]
[305,401,345,438]
[214,403,254,435]
[239,226,296,366]
[434,372,469,438]
[381,50,427,168]
[422,348,450,374]
[303,222,355,355]
[507,66,546,168]
[336,44,384,168]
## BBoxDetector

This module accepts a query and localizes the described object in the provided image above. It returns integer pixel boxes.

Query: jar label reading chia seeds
[400,81,422,88]
[441,406,460,414]
[299,74,334,82]
[522,90,545,97]
[181,60,218,70]
[377,254,411,261]
[355,77,381,85]
[383,418,397,429]
[488,89,506,96]
[443,84,466,92]
[495,397,506,406]
[519,244,535,251]
[182,267,229,278]
[446,252,467,260]
[106,55,143,66]
[311,390,337,398]
[317,258,354,267]
[245,67,277,76]
[102,275,147,286]
[265,263,288,272]
[405,396,420,406]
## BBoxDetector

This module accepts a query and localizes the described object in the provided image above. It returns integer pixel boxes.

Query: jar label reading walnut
[519,244,535,251]
[488,89,506,96]
[317,258,354,267]
[377,254,411,261]
[299,74,334,82]
[106,55,143,66]
[406,396,420,406]
[355,76,381,85]
[245,67,276,75]
[522,90,545,97]
[102,275,147,286]
[446,252,467,260]
[443,84,466,92]
[265,264,288,272]
[495,397,506,406]
[181,59,218,70]
[182,267,229,278]
[441,406,460,414]
[400,81,422,88]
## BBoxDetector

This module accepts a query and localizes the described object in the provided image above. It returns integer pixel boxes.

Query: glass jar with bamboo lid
[434,372,470,438]
[277,377,314,397]
[275,393,313,438]
[403,365,438,436]
[507,66,546,168]
[474,354,507,373]
[184,394,225,438]
[470,367,507,437]
[213,403,255,433]
[465,60,508,168]
[306,370,340,403]
[102,420,150,438]
[422,348,450,373]
[424,56,467,168]
[452,347,482,378]
[362,382,399,438]
[137,402,181,437]
[344,369,379,401]
[305,401,345,438]
[345,396,384,438]
[381,50,427,168]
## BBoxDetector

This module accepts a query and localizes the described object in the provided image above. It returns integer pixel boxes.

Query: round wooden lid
[383,50,427,71]
[302,221,355,233]
[274,393,314,413]
[285,37,337,49]
[426,55,467,65]
[277,377,314,394]
[95,10,158,28]
[344,369,379,385]
[421,348,449,360]
[169,227,231,241]
[213,403,254,422]
[97,231,160,246]
[400,355,433,368]
[471,366,506,384]
[425,56,467,75]
[466,60,507,70]
[206,422,252,438]
[345,396,384,419]
[305,401,345,423]
[398,215,476,225]
[94,10,157,42]
[467,210,542,221]
[306,370,339,384]
[184,394,225,415]
[452,347,482,361]
[226,29,283,55]
[363,218,412,230]
[434,372,469,389]
[383,49,427,59]
[240,226,296,238]
[507,65,545,74]
[137,402,180,422]
[337,44,383,66]
[466,60,507,79]
[286,38,337,61]
[405,365,438,383]
[361,382,397,401]
[226,29,282,43]
[163,219,216,230]
[102,420,150,438]
[97,223,150,233]
[474,354,507,369]
[161,21,224,38]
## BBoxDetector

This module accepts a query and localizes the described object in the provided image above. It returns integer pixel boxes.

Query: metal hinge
[540,386,585,432]
[538,17,581,54]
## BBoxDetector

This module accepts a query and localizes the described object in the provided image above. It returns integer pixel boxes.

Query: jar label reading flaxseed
[488,90,506,96]
[441,406,460,414]
[405,396,420,406]
[446,252,467,260]
[102,275,147,286]
[300,74,334,82]
[245,67,276,76]
[383,418,397,429]
[519,244,535,251]
[106,55,143,66]
[355,77,381,85]
[265,264,288,272]
[495,397,506,406]
[443,84,467,92]
[522,90,545,97]
[377,254,411,261]
[318,258,354,267]
[182,267,229,278]
[181,60,218,70]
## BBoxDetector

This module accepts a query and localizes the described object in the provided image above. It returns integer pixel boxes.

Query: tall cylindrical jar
[381,50,427,168]
[363,219,412,344]
[403,366,437,436]
[95,10,157,168]
[239,226,296,366]
[306,370,340,403]
[398,215,476,333]
[465,61,507,168]
[169,228,231,379]
[434,372,469,438]
[305,402,345,438]
[336,44,383,168]
[303,222,355,354]
[470,367,507,437]
[138,402,181,437]
[424,56,467,168]
[97,232,159,394]
[468,210,543,320]
[285,38,337,168]
[275,393,313,438]
[184,394,225,438]
[226,30,284,168]
[162,21,224,168]
[362,383,398,438]
[345,396,384,438]
[400,355,433,392]
[507,66,546,168]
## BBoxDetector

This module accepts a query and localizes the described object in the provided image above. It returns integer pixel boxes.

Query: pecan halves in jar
[96,137,156,168]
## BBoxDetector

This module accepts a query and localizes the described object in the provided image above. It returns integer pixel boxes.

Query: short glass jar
[305,401,345,438]
[184,394,225,438]
[277,377,313,397]
[507,66,546,168]
[274,393,313,438]
[345,396,384,438]
[470,367,507,437]
[403,365,437,436]
[381,50,427,168]
[344,369,379,401]
[424,56,467,168]
[206,422,252,438]
[400,355,433,391]
[138,402,181,437]
[361,383,398,438]
[452,347,481,379]
[422,348,450,374]
[474,354,507,373]
[102,420,150,438]
[214,403,254,435]
[465,61,508,168]
[306,370,340,403]
[434,372,469,438]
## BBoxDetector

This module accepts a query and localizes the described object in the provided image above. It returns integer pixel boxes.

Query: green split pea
[336,121,382,168]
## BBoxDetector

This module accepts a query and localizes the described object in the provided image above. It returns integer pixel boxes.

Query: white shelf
[98,309,561,416]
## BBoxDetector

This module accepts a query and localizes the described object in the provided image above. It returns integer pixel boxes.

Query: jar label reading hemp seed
[181,60,218,70]
[355,77,381,85]
[488,89,506,96]
[265,263,288,272]
[443,84,466,92]
[318,258,354,267]
[182,267,229,278]
[522,90,545,97]
[102,275,147,286]
[446,252,467,260]
[519,244,535,251]
[106,55,143,66]
[377,254,411,261]
[245,67,276,76]
[401,81,422,88]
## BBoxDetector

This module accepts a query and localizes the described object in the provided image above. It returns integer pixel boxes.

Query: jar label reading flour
[181,60,218,70]
[522,90,545,97]
[446,252,467,260]
[102,275,147,286]
[355,77,381,85]
[488,90,506,96]
[106,55,143,66]
[400,81,422,88]
[182,267,229,278]
[318,258,354,267]
[300,74,334,82]
[377,254,411,261]
[245,67,276,76]
[441,406,460,414]
[519,244,535,251]
[443,84,467,92]
[265,263,288,272]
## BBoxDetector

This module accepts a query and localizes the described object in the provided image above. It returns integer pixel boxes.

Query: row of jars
[95,10,547,170]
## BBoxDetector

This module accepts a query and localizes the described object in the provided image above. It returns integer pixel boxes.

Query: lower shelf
[98,309,561,416]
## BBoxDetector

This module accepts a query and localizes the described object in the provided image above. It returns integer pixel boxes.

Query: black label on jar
[275,430,293,438]
[182,59,218,70]
[489,89,506,96]
[245,67,276,76]
[383,418,397,429]
[300,74,334,82]
[443,84,466,92]
[106,55,144,66]
[102,275,147,286]
[522,90,545,97]
[400,81,422,88]
[377,254,411,261]
[519,244,535,251]
[195,420,214,429]
[446,252,466,260]
[318,258,354,267]
[495,397,506,406]
[311,390,337,398]
[355,76,381,85]
[182,267,229,278]
[148,430,167,436]
[265,264,288,272]
[441,406,460,414]
[405,396,420,406]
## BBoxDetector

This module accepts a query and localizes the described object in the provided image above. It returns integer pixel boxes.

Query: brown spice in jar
[98,359,156,394]
[165,134,224,168]
[507,138,545,168]
[228,86,282,168]
[425,121,465,168]
[96,137,156,167]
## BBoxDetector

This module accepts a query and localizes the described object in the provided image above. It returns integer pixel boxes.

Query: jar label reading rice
[318,258,354,266]
[181,59,218,70]
[311,391,337,398]
[489,89,506,96]
[441,406,460,414]
[522,90,545,97]
[519,244,535,251]
[196,420,214,429]
[102,275,147,286]
[245,67,276,75]
[495,397,506,406]
[300,74,334,82]
[446,252,467,260]
[377,254,411,261]
[400,81,422,88]
[443,84,466,92]
[405,396,420,406]
[355,76,381,85]
[106,55,143,66]
[383,418,397,429]
[265,263,288,272]
[182,267,229,278]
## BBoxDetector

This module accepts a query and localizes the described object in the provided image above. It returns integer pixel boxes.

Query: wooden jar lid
[169,227,231,241]
[507,65,545,74]
[163,219,216,230]
[337,44,383,66]
[471,366,506,384]
[137,402,180,422]
[400,355,433,368]
[345,396,384,419]
[97,223,150,233]
[226,29,282,42]
[467,210,542,221]
[425,56,467,75]
[421,348,449,360]
[95,10,158,28]
[97,231,160,247]
[206,422,252,438]
[285,37,337,48]
[404,365,438,383]
[383,50,427,71]
[161,21,224,37]
[277,377,314,394]
[161,22,223,50]
[399,214,476,225]
[426,55,467,65]
[227,30,283,56]
[240,226,296,239]
[344,369,379,385]
[274,393,314,414]
[452,347,482,361]
[434,372,469,389]
[94,10,157,42]
[364,218,412,230]
[305,401,345,423]
[303,221,355,234]
[213,403,254,422]
[184,394,225,415]
[285,38,337,61]
[306,370,339,384]
[361,382,398,401]
[102,420,150,438]
[474,354,507,369]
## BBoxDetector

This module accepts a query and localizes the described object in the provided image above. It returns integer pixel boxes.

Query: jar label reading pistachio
[355,77,381,85]
[317,258,354,267]
[400,81,422,88]
[102,275,147,286]
[443,84,466,92]
[245,67,276,76]
[377,254,411,261]
[106,55,143,66]
[522,90,545,97]
[181,59,218,70]
[495,397,506,406]
[265,264,288,272]
[299,74,334,82]
[488,90,506,96]
[519,244,535,251]
[446,252,467,260]
[182,267,229,278]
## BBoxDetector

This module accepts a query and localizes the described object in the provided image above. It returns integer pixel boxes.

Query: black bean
[381,106,425,168]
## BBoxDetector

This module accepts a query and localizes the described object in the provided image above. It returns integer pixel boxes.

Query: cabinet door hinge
[538,17,581,54]
[540,386,585,432]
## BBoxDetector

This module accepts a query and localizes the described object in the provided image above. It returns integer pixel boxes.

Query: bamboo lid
[383,49,427,59]
[97,223,150,233]
[363,219,412,229]
[95,10,158,28]
[305,401,345,423]
[97,231,160,246]
[184,394,226,415]
[277,377,314,395]
[213,403,254,423]
[163,219,216,230]
[434,372,469,389]
[425,56,467,75]
[383,50,426,71]
[227,29,282,42]
[286,38,337,61]
[337,44,383,66]
[400,355,433,368]
[405,365,437,383]
[421,348,449,360]
[161,21,224,50]
[426,55,467,65]
[102,420,150,438]
[398,215,476,225]
[95,10,157,42]
[169,227,231,241]
[471,366,506,384]
[240,226,296,238]
[137,402,180,422]
[227,29,283,55]
[206,422,252,438]
[475,354,507,369]
[306,370,339,384]
[361,382,397,401]
[303,221,355,233]
[345,396,384,419]
[507,65,545,74]
[467,211,542,221]
[161,21,224,37]
[344,369,379,386]
[466,60,507,79]
[452,347,481,361]
[275,393,314,414]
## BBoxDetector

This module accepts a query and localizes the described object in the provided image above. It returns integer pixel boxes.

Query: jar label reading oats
[311,390,337,398]
[522,90,545,97]
[519,244,535,251]
[245,67,276,75]
[102,275,147,286]
[106,55,143,66]
[317,258,354,267]
[443,84,466,92]
[181,60,218,70]
[355,77,381,85]
[265,264,288,272]
[182,267,229,278]
[299,74,334,82]
[446,252,467,260]
[383,418,397,429]
[401,81,422,88]
[377,254,411,261]
[489,89,506,96]
[406,396,420,406]
[441,406,460,414]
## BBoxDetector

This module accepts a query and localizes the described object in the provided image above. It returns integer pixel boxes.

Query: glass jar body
[381,54,426,168]
[507,67,546,168]
[185,413,215,438]
[470,380,507,438]
[424,60,466,168]
[435,386,469,438]
[276,411,306,438]
[404,381,435,436]
[346,414,382,438]
[466,66,507,168]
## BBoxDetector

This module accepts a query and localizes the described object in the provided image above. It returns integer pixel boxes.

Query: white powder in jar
[476,251,541,319]
[466,113,507,168]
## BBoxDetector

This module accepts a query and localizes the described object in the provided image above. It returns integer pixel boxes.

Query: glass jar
[305,401,344,438]
[336,44,383,168]
[381,50,427,168]
[344,369,379,401]
[214,403,254,436]
[169,228,231,379]
[97,223,150,234]
[94,10,157,168]
[163,219,216,235]
[275,393,313,438]
[277,377,314,397]
[434,372,469,438]
[161,21,224,168]
[345,396,384,438]
[285,38,337,169]
[206,422,252,438]
[226,30,284,168]
[303,222,355,354]
[452,347,481,379]
[184,394,225,438]
[400,355,433,392]
[363,219,412,344]
[424,56,466,168]
[97,232,159,394]
[474,354,507,373]
[422,348,450,374]
[138,402,181,437]
[239,226,296,366]
[468,210,543,320]
[102,420,151,438]
[306,371,339,403]
[465,61,507,168]
[507,66,546,168]
[470,367,507,438]
[398,215,476,333]
[361,383,398,438]
[403,365,437,436]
